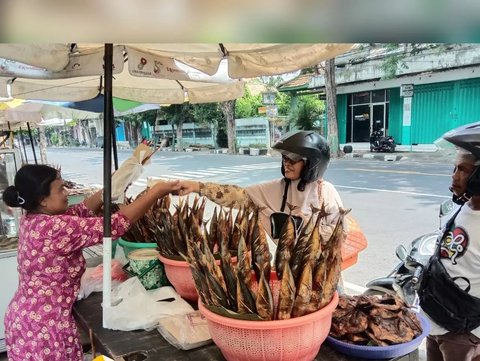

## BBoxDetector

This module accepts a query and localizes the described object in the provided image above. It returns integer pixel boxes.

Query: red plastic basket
[199,274,338,361]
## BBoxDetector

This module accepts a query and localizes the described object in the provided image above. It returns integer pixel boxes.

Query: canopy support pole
[102,43,114,328]
[26,122,38,164]
[19,127,29,164]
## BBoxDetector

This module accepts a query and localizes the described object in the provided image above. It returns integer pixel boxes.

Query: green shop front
[336,77,480,146]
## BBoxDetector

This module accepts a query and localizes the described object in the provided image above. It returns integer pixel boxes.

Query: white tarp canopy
[0,102,97,125]
[0,43,353,104]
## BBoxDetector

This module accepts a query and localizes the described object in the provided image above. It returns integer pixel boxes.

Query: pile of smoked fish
[329,294,423,346]
[185,202,350,321]
[120,194,257,260]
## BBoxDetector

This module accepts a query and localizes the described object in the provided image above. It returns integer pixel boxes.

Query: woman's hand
[152,180,182,196]
[177,180,200,196]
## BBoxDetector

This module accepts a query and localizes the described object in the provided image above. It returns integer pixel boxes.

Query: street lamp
[262,90,278,147]
[262,90,276,106]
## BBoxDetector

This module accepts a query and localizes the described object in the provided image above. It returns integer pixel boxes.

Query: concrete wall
[311,44,480,92]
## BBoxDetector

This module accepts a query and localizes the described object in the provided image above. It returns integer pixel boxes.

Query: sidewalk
[341,143,451,162]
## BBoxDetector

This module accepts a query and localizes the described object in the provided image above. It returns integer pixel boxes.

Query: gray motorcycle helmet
[272,130,330,191]
[443,121,480,199]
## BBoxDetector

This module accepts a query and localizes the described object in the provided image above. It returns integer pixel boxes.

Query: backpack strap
[280,179,290,212]
[434,205,463,257]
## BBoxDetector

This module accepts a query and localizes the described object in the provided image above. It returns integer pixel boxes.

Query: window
[372,90,386,103]
[352,92,370,105]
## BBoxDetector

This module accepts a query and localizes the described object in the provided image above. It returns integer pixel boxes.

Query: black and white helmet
[443,121,480,199]
[272,130,330,191]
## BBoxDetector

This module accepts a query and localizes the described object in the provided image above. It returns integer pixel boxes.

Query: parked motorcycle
[365,199,456,306]
[369,128,396,153]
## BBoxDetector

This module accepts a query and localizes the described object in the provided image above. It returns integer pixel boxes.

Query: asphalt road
[39,147,455,290]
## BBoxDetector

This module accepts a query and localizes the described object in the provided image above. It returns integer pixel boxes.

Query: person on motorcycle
[419,121,480,361]
[175,130,367,270]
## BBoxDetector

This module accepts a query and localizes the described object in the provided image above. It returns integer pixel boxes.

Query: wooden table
[73,293,419,361]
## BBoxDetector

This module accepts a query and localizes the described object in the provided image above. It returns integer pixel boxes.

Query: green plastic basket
[118,238,157,257]
[67,194,87,205]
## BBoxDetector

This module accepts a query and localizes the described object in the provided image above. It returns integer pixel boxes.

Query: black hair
[2,164,59,212]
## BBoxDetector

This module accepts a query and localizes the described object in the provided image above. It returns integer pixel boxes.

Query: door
[352,104,370,142]
[372,104,385,135]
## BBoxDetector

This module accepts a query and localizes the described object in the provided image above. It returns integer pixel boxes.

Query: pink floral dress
[4,202,130,361]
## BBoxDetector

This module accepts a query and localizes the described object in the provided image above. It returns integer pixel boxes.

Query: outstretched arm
[178,180,254,209]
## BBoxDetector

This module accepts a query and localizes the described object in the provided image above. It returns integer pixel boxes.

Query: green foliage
[50,132,59,146]
[276,92,292,116]
[290,95,324,130]
[120,109,158,126]
[248,143,267,148]
[380,43,409,80]
[159,104,194,125]
[235,88,263,118]
[191,103,224,127]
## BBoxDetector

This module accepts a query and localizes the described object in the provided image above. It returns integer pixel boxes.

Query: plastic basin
[158,254,199,302]
[199,289,339,361]
[118,238,157,257]
[159,254,238,302]
[326,312,430,359]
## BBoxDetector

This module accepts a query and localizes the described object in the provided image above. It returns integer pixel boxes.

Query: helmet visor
[280,151,306,163]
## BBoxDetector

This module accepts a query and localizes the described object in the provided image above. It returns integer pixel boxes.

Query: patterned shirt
[4,202,130,361]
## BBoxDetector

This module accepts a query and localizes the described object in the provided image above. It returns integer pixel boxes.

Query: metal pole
[19,127,28,163]
[112,112,119,170]
[102,44,113,320]
[7,122,13,149]
[26,122,38,164]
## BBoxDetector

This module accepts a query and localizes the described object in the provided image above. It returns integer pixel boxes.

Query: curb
[345,153,404,162]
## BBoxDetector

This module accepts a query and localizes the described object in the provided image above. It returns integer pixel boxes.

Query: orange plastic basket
[199,274,339,361]
[158,254,238,302]
[158,254,199,302]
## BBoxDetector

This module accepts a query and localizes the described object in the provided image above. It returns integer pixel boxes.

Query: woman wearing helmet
[418,122,480,361]
[176,130,366,268]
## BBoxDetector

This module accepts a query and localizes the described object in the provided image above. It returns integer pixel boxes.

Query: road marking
[343,281,367,294]
[336,185,450,198]
[344,168,450,177]
[203,169,233,174]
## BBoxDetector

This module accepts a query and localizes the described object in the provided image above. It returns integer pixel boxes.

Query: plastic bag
[78,260,128,300]
[157,311,212,350]
[103,277,194,331]
[111,144,153,204]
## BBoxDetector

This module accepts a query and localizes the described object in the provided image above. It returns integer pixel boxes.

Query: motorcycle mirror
[439,199,455,218]
[395,245,408,261]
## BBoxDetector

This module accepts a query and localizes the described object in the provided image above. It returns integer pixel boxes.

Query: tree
[77,118,94,147]
[289,95,324,131]
[235,87,263,118]
[220,100,236,154]
[160,104,194,151]
[324,58,341,157]
[119,113,142,146]
[276,92,292,116]
[191,103,225,148]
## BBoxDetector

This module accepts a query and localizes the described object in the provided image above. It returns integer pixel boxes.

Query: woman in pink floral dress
[2,164,180,361]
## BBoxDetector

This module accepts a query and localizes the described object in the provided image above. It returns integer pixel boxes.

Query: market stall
[0,44,426,361]
[73,293,420,361]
